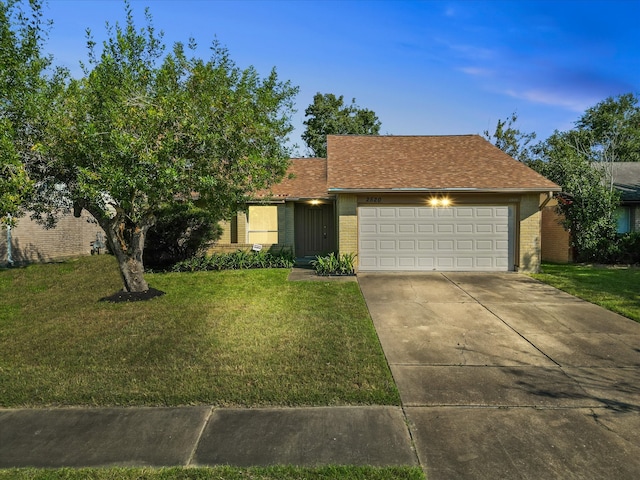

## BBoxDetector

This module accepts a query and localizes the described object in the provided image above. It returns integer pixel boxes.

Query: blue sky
[43,0,639,155]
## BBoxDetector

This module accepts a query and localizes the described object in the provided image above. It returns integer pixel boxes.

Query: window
[247,206,279,244]
[616,207,631,234]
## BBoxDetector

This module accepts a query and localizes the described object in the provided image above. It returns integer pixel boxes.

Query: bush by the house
[611,232,640,265]
[144,203,222,270]
[171,249,295,272]
[312,252,356,276]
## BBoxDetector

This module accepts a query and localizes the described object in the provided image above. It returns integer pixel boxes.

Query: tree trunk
[114,249,149,292]
[88,206,153,293]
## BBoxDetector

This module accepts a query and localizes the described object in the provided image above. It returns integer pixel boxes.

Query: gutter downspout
[539,191,554,210]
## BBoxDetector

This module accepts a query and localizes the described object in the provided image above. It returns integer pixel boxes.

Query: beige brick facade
[541,206,573,263]
[336,194,358,265]
[517,194,542,272]
[1,211,105,265]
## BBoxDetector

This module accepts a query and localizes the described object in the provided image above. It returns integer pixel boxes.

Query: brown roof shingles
[260,158,331,199]
[326,135,560,192]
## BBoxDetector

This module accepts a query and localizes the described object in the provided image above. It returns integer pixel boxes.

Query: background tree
[0,0,50,226]
[483,111,536,163]
[575,93,640,164]
[31,4,298,292]
[532,129,620,262]
[302,93,381,157]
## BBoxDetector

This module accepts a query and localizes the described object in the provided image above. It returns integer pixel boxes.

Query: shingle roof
[326,134,560,192]
[609,162,640,203]
[260,158,331,199]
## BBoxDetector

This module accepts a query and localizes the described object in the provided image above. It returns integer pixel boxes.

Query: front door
[295,203,336,257]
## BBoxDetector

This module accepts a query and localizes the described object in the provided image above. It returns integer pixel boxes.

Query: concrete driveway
[358,272,640,480]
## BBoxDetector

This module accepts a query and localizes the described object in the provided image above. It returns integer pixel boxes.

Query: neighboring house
[1,210,105,266]
[609,162,640,233]
[213,134,561,273]
[541,162,640,263]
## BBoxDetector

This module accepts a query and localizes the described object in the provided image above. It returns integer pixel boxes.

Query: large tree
[302,93,381,157]
[575,93,640,164]
[483,111,536,163]
[534,129,620,261]
[31,4,298,292]
[0,0,50,226]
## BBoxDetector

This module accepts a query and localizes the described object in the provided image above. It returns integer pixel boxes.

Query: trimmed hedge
[171,249,295,272]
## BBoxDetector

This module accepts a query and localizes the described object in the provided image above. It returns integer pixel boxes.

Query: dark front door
[295,203,336,257]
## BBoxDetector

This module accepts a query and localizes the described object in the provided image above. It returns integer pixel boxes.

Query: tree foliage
[0,0,50,226]
[30,3,298,292]
[483,111,536,163]
[576,93,640,163]
[529,94,640,262]
[533,129,620,262]
[302,92,381,157]
[143,203,222,271]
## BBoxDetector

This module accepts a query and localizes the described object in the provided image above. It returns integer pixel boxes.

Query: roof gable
[326,135,560,192]
[261,158,330,199]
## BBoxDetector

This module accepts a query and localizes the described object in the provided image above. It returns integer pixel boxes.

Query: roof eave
[327,187,562,194]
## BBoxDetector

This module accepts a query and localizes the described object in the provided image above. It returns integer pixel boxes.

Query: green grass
[0,256,399,407]
[0,466,425,480]
[532,263,640,322]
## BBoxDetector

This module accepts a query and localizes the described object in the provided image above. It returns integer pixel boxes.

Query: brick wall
[336,194,358,266]
[540,206,573,263]
[0,211,105,265]
[518,194,542,272]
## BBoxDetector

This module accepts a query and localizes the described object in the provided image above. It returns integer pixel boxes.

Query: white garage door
[358,206,513,272]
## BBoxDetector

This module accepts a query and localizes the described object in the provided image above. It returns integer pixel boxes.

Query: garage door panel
[456,240,473,250]
[437,224,454,234]
[360,224,377,234]
[359,205,512,272]
[379,240,397,250]
[398,240,416,251]
[417,257,435,267]
[437,257,454,268]
[398,257,416,267]
[456,257,473,268]
[437,239,454,250]
[379,208,397,218]
[398,223,416,234]
[418,240,435,250]
[379,257,397,267]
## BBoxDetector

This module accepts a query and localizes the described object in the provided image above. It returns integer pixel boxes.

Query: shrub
[312,252,356,276]
[144,203,222,270]
[611,232,640,265]
[171,249,295,272]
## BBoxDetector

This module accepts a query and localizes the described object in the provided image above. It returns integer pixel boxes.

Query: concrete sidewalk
[0,406,417,468]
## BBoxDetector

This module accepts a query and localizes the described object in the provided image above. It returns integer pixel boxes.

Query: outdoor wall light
[309,199,321,206]
[428,196,452,207]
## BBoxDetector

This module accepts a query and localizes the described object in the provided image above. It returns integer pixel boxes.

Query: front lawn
[532,263,640,322]
[0,256,399,407]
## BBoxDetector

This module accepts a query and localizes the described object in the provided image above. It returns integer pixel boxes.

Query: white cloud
[459,66,493,77]
[504,89,597,112]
